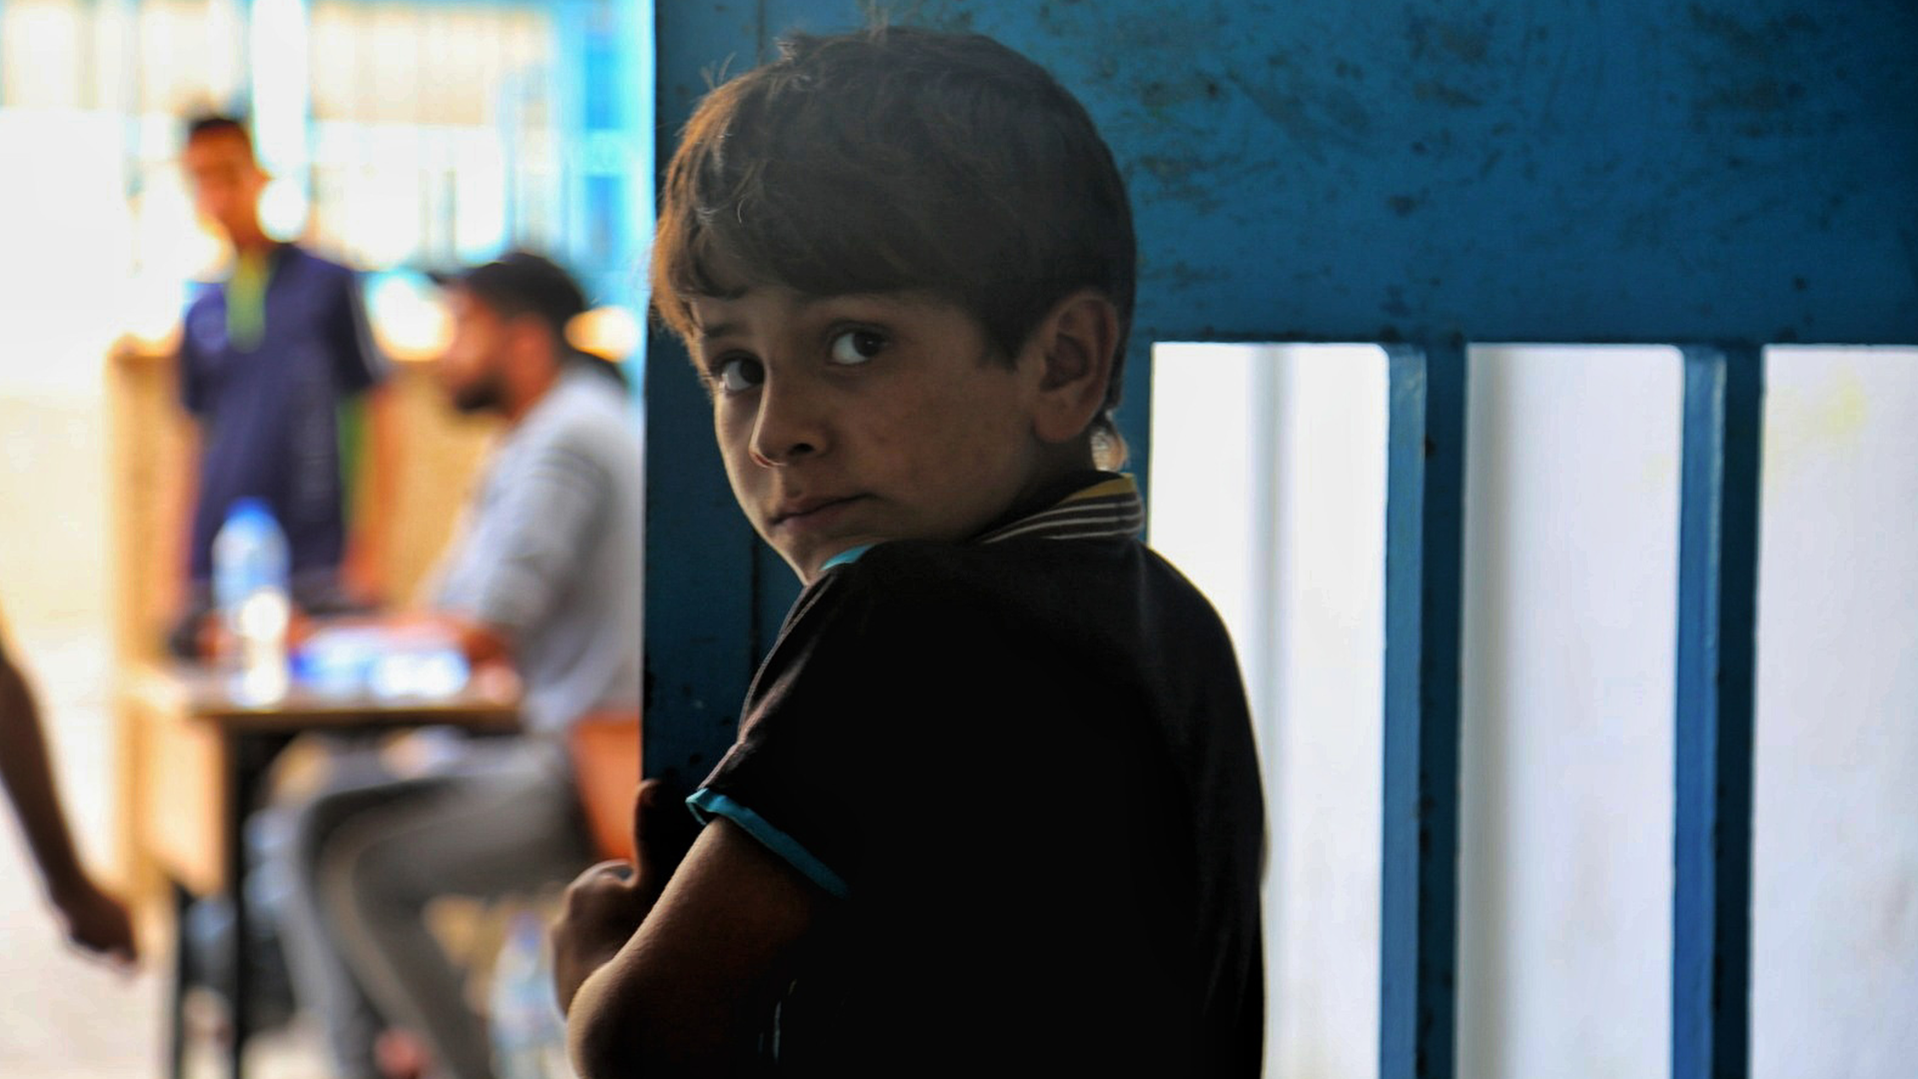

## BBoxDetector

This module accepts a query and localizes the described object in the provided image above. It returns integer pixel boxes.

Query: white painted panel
[1147,344,1264,670]
[1264,346,1387,1079]
[1151,343,1387,1079]
[1752,347,1918,1079]
[1457,346,1680,1079]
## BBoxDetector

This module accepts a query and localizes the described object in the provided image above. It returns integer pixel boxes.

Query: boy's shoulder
[820,532,1131,606]
[769,537,1098,658]
[792,532,1229,666]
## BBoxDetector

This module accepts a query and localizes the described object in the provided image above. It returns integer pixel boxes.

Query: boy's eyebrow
[693,298,821,344]
[695,292,913,345]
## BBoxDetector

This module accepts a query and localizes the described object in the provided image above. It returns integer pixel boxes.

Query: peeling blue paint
[871,0,1918,344]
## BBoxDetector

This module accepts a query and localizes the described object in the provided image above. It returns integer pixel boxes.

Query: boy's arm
[0,631,139,962]
[555,805,826,1077]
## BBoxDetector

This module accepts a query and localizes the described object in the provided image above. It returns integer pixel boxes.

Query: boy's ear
[1027,290,1118,446]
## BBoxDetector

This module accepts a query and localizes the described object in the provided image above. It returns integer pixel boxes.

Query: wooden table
[120,660,520,1079]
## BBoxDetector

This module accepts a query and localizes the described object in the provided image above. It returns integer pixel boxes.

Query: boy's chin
[792,545,856,584]
[786,538,884,583]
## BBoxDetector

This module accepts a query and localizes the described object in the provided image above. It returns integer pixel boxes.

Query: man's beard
[451,370,506,415]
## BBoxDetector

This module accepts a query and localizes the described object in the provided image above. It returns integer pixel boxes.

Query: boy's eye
[715,356,765,393]
[827,328,886,366]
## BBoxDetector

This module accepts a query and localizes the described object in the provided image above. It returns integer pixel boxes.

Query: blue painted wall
[642,4,1915,1075]
[732,0,1918,347]
[644,0,1916,780]
[642,1,783,794]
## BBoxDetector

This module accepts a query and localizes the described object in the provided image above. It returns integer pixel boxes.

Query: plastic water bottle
[490,910,574,1078]
[212,498,290,703]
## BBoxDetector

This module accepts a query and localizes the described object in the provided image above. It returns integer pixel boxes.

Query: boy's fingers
[631,778,697,884]
[576,858,636,888]
[554,862,644,958]
[632,778,661,853]
[552,859,649,1013]
[560,861,638,919]
[633,778,682,839]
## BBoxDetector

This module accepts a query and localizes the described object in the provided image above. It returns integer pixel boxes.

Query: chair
[567,709,643,863]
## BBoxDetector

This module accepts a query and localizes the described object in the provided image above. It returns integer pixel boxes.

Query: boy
[553,27,1264,1077]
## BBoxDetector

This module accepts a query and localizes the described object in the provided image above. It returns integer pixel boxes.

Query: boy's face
[693,287,1053,583]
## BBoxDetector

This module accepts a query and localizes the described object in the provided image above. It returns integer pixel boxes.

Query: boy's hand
[551,859,644,1014]
[551,779,698,1013]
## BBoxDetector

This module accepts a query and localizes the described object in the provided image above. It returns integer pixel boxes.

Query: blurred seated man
[0,604,139,965]
[170,113,389,656]
[273,252,643,1079]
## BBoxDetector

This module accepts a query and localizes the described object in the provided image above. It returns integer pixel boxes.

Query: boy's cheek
[719,466,778,539]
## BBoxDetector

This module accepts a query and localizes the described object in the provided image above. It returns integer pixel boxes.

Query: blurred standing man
[0,607,138,963]
[171,114,389,654]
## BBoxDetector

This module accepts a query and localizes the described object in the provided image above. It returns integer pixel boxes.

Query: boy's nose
[748,378,829,466]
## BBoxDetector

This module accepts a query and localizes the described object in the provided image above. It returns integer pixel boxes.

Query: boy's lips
[769,494,867,531]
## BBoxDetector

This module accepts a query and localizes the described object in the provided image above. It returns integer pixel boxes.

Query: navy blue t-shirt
[690,475,1267,1076]
[178,245,384,585]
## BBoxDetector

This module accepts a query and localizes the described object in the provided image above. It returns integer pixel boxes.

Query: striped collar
[818,473,1145,572]
[975,472,1145,545]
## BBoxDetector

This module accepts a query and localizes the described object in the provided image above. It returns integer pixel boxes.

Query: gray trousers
[274,734,590,1079]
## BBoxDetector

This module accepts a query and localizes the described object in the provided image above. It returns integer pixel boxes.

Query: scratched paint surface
[647,0,1917,784]
[742,0,1918,346]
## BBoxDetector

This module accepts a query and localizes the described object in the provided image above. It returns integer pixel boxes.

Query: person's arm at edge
[563,817,826,1077]
[0,632,138,963]
[433,611,512,669]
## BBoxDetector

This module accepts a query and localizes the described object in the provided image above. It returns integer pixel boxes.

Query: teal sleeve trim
[820,543,876,572]
[686,789,851,899]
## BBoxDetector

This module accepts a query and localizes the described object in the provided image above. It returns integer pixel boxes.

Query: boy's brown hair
[652,26,1136,450]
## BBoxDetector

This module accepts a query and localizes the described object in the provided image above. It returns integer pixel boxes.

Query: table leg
[226,733,256,1079]
[168,881,189,1079]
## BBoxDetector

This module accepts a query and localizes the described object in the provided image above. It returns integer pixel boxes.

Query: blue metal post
[1672,344,1763,1079]
[1380,341,1467,1079]
[642,0,768,792]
